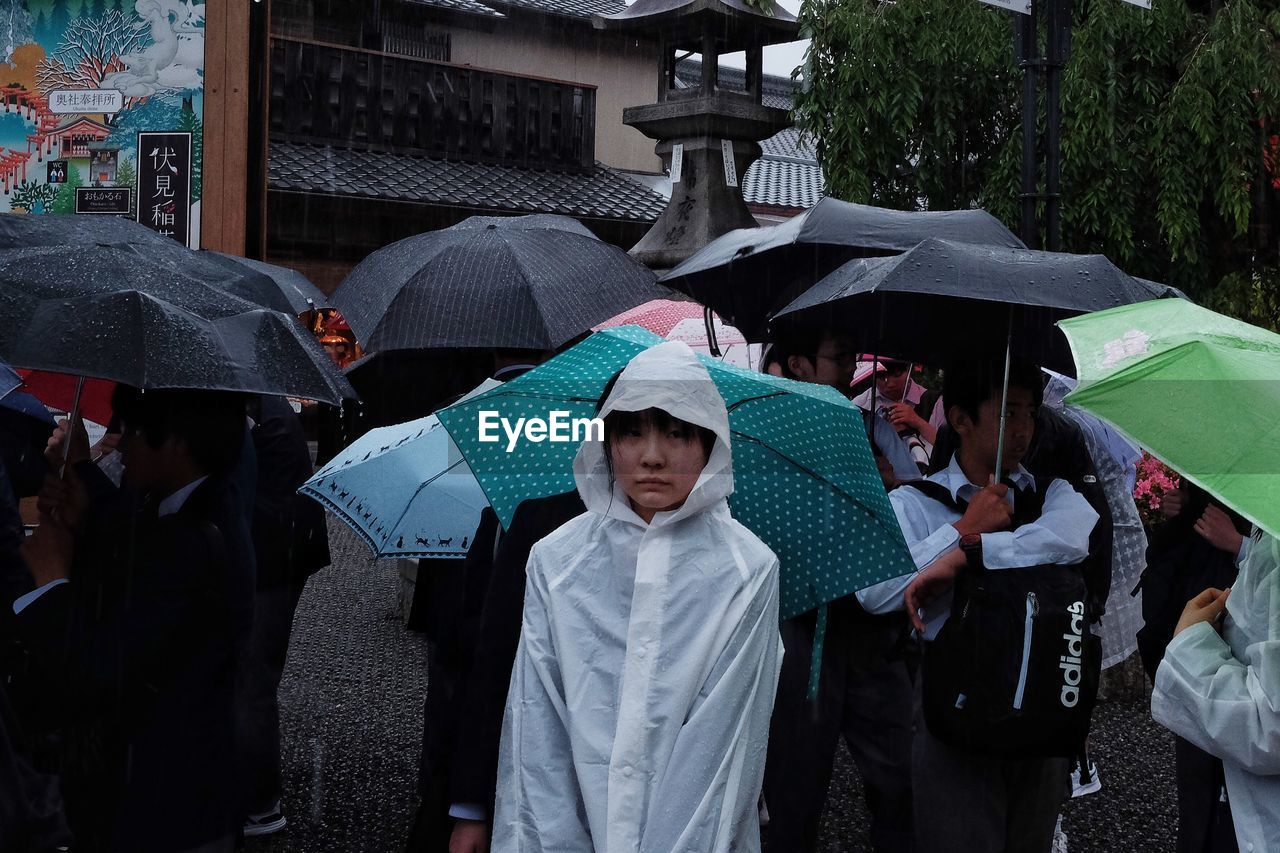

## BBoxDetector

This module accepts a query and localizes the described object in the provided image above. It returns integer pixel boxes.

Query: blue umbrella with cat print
[298,379,499,558]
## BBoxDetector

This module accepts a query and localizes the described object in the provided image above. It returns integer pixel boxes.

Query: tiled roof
[742,157,824,209]
[268,141,669,222]
[480,0,626,18]
[673,58,824,210]
[400,0,506,16]
[761,125,815,160]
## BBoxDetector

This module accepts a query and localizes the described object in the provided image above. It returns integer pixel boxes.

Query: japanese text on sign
[49,89,124,114]
[136,132,192,245]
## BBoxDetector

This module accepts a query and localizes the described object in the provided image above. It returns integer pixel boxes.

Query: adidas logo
[1059,601,1086,708]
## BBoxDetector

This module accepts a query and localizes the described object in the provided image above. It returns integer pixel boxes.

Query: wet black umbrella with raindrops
[771,238,1183,374]
[0,246,354,404]
[332,214,672,352]
[0,213,302,314]
[659,197,1028,340]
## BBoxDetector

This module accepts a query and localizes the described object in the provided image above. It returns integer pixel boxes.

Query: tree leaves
[795,0,1280,327]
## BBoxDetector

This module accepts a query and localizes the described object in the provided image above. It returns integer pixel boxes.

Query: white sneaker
[1071,758,1102,798]
[1052,814,1069,853]
[243,802,288,837]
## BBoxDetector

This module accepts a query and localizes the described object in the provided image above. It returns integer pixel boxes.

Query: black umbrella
[771,238,1182,374]
[206,252,330,314]
[0,212,173,249]
[659,197,1026,340]
[0,214,298,314]
[0,246,353,404]
[8,290,353,405]
[0,391,54,498]
[132,243,299,314]
[332,214,671,351]
[0,244,271,320]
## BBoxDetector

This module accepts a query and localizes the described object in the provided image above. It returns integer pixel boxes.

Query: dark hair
[941,358,1043,432]
[767,325,856,380]
[603,408,716,459]
[767,326,819,380]
[595,370,717,473]
[111,386,248,476]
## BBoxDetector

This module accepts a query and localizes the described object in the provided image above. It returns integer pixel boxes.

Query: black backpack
[905,478,1102,758]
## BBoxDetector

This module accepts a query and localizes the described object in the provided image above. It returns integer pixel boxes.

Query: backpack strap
[901,478,964,512]
[914,388,942,424]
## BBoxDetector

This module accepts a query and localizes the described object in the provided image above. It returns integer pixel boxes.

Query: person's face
[875,361,910,400]
[117,425,174,493]
[787,334,858,393]
[609,418,710,523]
[323,341,349,365]
[953,386,1037,475]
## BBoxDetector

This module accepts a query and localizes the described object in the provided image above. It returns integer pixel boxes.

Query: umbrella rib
[506,237,569,347]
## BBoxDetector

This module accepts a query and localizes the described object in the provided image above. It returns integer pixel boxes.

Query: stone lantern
[594,0,800,269]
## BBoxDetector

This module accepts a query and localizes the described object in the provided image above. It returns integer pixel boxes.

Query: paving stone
[253,522,1179,852]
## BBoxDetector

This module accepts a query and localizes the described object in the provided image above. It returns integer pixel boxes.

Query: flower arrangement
[1133,452,1180,528]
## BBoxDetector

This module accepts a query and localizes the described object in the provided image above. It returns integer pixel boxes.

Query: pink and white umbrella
[595,299,761,369]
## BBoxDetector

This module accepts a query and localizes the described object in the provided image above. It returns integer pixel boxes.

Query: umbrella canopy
[772,238,1181,373]
[436,326,915,620]
[1059,300,1280,538]
[6,289,354,404]
[0,218,297,314]
[207,252,330,313]
[659,198,1026,340]
[332,214,671,352]
[595,298,760,369]
[0,390,55,497]
[0,246,352,404]
[299,379,500,558]
[16,370,115,425]
[0,212,173,249]
[0,358,16,401]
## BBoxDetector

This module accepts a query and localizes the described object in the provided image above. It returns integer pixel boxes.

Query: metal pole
[1045,0,1072,252]
[1017,0,1040,249]
[992,314,1014,482]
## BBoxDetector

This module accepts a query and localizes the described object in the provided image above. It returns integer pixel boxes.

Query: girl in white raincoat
[1152,529,1280,852]
[492,341,783,853]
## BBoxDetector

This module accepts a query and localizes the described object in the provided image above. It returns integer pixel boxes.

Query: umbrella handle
[59,375,86,479]
[704,306,721,358]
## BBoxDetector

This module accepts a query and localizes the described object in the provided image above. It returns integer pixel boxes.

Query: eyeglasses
[812,350,858,369]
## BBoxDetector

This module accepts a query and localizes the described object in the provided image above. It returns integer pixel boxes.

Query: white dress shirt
[856,454,1099,640]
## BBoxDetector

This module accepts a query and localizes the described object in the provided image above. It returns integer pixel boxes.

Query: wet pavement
[250,523,1178,852]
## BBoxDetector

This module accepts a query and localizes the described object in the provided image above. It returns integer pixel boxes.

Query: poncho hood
[574,340,733,527]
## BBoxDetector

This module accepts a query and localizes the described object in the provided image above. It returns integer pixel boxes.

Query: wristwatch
[959,532,984,569]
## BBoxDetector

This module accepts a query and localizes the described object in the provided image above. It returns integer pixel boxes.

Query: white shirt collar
[158,476,209,517]
[937,454,1034,502]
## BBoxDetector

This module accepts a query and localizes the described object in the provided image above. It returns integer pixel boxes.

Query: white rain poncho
[492,341,783,853]
[1152,530,1280,852]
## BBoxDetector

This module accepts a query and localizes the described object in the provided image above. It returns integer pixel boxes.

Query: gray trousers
[912,707,1069,853]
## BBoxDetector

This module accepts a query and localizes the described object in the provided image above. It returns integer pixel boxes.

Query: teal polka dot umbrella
[436,326,915,622]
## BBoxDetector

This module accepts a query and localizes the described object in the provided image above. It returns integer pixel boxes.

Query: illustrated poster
[0,0,204,246]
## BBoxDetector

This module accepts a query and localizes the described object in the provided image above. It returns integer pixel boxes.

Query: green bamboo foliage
[794,0,1280,327]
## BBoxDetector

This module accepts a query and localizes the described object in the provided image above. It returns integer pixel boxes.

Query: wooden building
[204,1,821,290]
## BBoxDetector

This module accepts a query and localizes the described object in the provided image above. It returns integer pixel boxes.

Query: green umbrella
[1058,299,1280,538]
[436,325,915,622]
